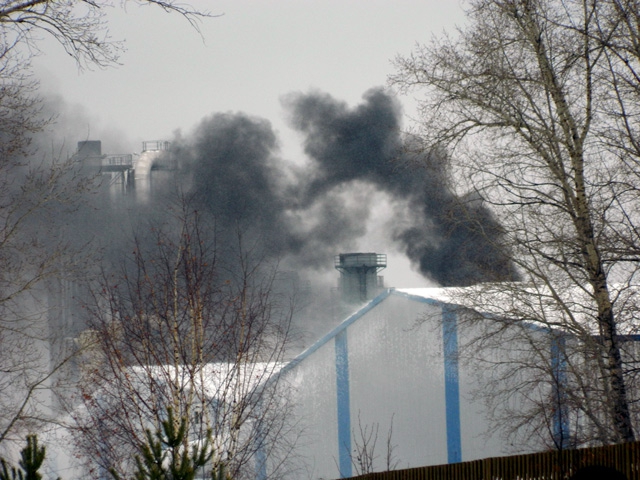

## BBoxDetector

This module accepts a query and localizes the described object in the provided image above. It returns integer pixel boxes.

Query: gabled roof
[275,288,455,381]
[277,283,640,382]
[400,284,640,338]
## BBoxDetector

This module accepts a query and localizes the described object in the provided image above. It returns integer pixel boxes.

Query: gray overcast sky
[33,1,465,155]
[31,1,467,288]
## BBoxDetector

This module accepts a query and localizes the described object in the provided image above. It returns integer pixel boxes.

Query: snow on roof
[394,287,455,304]
[75,362,285,417]
[124,362,283,400]
[397,283,640,337]
[158,283,640,393]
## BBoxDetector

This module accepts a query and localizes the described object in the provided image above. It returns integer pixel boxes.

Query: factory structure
[258,285,547,479]
[25,141,633,479]
[73,139,174,197]
[44,263,595,480]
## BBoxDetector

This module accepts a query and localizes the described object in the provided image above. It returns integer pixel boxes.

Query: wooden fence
[345,441,640,480]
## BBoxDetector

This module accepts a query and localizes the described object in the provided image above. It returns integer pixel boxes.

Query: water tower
[335,252,387,303]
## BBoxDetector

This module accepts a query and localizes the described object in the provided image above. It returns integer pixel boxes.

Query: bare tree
[0,150,97,450]
[72,203,297,479]
[348,412,398,476]
[0,1,210,69]
[0,0,210,157]
[391,0,640,447]
[0,0,210,460]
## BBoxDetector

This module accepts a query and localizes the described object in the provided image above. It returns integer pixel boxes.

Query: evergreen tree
[111,408,229,480]
[0,435,55,480]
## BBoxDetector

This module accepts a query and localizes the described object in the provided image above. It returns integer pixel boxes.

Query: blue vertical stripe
[551,333,570,449]
[255,438,267,480]
[255,399,267,480]
[335,329,352,478]
[443,304,462,463]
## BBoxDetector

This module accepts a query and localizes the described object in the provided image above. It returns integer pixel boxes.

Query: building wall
[346,294,448,471]
[273,289,529,480]
[283,335,340,479]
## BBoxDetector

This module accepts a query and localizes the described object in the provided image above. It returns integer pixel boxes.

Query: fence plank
[340,442,640,480]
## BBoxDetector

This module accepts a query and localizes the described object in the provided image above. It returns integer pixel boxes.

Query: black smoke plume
[45,88,514,287]
[160,88,516,286]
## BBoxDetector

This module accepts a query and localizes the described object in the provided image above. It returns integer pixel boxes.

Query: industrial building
[40,240,631,480]
[249,255,599,480]
[259,286,512,479]
[40,249,569,480]
[32,142,627,479]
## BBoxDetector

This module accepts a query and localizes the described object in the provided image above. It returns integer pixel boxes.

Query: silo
[75,140,104,170]
[77,140,102,157]
[335,252,386,303]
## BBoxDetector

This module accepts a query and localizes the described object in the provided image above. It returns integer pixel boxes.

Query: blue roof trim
[274,289,394,380]
[602,334,640,342]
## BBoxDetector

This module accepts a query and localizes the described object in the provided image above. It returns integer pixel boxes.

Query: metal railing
[335,253,387,270]
[343,442,640,480]
[142,140,170,152]
[105,154,133,166]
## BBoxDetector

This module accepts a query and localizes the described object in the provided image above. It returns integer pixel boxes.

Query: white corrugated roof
[396,283,640,337]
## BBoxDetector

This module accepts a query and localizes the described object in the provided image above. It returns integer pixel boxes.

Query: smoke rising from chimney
[155,87,516,286]
[35,88,515,287]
